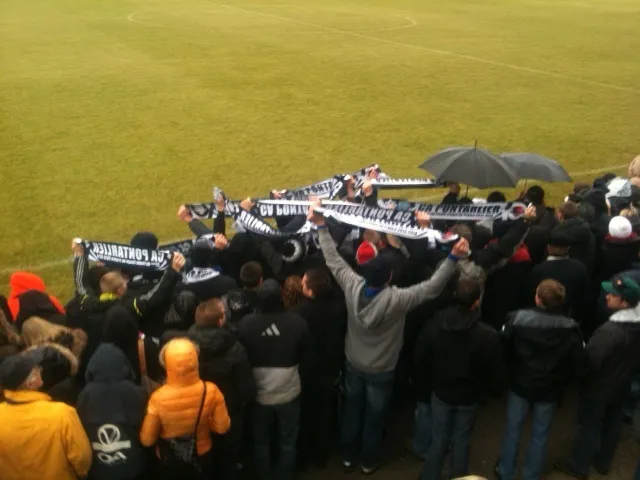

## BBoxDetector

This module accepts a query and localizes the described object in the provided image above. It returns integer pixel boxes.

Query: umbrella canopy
[500,153,572,183]
[419,146,518,188]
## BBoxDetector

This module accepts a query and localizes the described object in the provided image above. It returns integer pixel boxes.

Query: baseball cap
[608,216,633,239]
[0,354,39,390]
[602,276,640,304]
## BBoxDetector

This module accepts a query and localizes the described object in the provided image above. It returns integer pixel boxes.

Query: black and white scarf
[78,239,173,271]
[377,199,526,221]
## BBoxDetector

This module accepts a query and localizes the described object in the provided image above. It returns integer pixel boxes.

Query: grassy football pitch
[1,0,639,298]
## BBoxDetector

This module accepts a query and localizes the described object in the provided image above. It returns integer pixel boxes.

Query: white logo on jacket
[93,424,131,465]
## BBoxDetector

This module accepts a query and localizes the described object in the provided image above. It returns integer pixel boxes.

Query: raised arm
[128,253,184,317]
[71,240,88,296]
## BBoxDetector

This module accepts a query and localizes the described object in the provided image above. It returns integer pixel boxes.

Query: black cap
[0,354,38,390]
[360,256,392,288]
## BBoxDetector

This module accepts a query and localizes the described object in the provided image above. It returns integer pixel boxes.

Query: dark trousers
[212,410,244,480]
[339,362,395,468]
[420,394,477,480]
[298,384,336,469]
[154,451,213,480]
[253,397,301,480]
[566,395,625,475]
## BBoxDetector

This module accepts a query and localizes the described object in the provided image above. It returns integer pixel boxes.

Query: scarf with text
[377,199,526,221]
[78,239,173,271]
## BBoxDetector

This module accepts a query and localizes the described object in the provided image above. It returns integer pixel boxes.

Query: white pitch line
[207,2,639,95]
[0,165,630,274]
[415,163,630,202]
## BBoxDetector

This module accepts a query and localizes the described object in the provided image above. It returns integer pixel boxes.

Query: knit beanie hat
[130,232,159,250]
[608,216,633,239]
[0,354,38,390]
[356,241,378,265]
[360,256,391,288]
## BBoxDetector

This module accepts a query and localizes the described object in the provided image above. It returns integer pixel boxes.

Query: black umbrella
[419,144,518,189]
[500,153,572,186]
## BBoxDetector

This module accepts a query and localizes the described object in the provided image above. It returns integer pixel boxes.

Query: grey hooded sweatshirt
[318,228,458,373]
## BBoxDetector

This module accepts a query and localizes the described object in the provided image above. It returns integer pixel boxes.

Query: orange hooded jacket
[7,271,65,321]
[139,338,231,456]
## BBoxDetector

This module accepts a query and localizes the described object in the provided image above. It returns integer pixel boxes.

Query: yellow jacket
[0,390,92,480]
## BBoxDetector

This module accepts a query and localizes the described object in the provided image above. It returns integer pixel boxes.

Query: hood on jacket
[438,307,480,332]
[161,338,200,386]
[7,272,65,321]
[188,324,235,355]
[164,291,199,328]
[85,343,135,383]
[24,342,78,390]
[257,279,284,313]
[609,303,640,323]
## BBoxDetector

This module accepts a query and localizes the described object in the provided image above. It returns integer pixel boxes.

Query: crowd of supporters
[1,163,640,480]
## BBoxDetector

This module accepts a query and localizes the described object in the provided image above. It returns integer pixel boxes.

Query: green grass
[1,0,639,299]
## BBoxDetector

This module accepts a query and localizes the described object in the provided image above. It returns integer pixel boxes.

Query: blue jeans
[411,402,432,457]
[339,362,395,467]
[566,395,625,476]
[253,398,300,480]
[420,394,477,480]
[497,391,557,480]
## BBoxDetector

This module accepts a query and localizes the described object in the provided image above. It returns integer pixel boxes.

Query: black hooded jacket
[76,343,147,480]
[597,235,640,283]
[187,325,256,413]
[414,307,504,406]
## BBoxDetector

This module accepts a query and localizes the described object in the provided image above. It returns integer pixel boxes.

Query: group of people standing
[0,164,639,480]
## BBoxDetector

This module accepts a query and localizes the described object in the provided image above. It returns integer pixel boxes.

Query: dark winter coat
[481,244,532,331]
[597,235,640,283]
[187,325,256,413]
[528,256,590,322]
[502,308,586,402]
[582,306,640,402]
[237,280,313,405]
[76,343,147,480]
[291,291,347,387]
[552,217,596,274]
[524,206,558,265]
[414,307,504,406]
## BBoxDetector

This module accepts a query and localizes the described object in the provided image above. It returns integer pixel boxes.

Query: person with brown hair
[187,298,255,479]
[497,279,585,480]
[282,275,304,310]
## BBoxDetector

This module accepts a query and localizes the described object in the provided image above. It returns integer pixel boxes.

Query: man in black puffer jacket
[188,298,256,480]
[497,279,586,480]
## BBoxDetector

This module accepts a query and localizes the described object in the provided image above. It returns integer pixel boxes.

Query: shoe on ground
[405,439,426,461]
[360,464,380,475]
[554,461,589,480]
[342,460,355,473]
